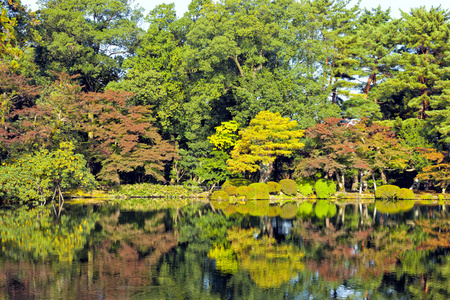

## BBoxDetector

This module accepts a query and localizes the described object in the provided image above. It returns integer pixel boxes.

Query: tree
[0,141,97,209]
[227,111,304,182]
[416,148,450,193]
[35,0,144,91]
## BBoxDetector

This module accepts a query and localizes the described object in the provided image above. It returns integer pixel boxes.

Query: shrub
[280,203,298,219]
[375,200,414,214]
[375,185,400,200]
[267,181,281,195]
[235,203,250,215]
[314,179,336,198]
[222,205,237,216]
[249,183,270,200]
[235,186,256,200]
[297,178,315,196]
[397,188,415,200]
[222,178,251,188]
[224,185,237,196]
[211,190,230,201]
[279,179,298,196]
[438,194,445,201]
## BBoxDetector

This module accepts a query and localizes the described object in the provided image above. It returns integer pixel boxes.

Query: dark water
[0,200,449,299]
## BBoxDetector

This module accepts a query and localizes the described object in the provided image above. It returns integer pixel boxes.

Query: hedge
[279,179,298,196]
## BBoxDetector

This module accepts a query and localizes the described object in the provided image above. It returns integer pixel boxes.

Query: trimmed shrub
[222,205,237,216]
[314,179,336,198]
[438,194,445,201]
[235,203,250,215]
[211,190,230,201]
[375,185,400,200]
[279,179,298,196]
[297,178,315,196]
[397,188,415,200]
[249,182,270,200]
[224,185,237,196]
[235,186,256,200]
[222,178,251,188]
[280,202,298,219]
[314,200,337,219]
[267,181,281,195]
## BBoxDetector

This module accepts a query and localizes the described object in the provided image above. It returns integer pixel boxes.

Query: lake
[0,200,449,299]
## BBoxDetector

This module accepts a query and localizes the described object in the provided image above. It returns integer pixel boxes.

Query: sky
[20,0,450,19]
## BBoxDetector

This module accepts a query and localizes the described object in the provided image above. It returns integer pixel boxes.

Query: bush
[211,190,230,201]
[279,179,298,196]
[210,200,229,210]
[375,185,400,200]
[223,185,237,196]
[235,186,256,200]
[222,178,251,188]
[249,183,270,200]
[397,188,415,200]
[375,200,415,214]
[314,179,336,198]
[267,181,281,195]
[297,178,315,196]
[247,200,270,216]
[280,203,298,219]
[297,201,314,218]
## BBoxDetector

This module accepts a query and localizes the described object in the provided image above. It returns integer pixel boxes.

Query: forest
[1,0,450,202]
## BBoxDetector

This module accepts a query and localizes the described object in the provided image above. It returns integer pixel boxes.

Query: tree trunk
[351,172,359,191]
[380,169,387,184]
[259,162,274,183]
[372,173,377,192]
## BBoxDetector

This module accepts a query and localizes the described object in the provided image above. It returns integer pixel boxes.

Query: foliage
[266,181,281,195]
[223,185,237,196]
[210,191,229,201]
[0,141,97,203]
[110,183,202,198]
[374,185,400,200]
[297,178,315,196]
[267,205,281,217]
[396,188,415,200]
[228,111,304,182]
[279,179,298,196]
[234,186,256,201]
[222,178,251,188]
[314,179,336,199]
[208,121,240,151]
[248,183,270,200]
[416,148,450,193]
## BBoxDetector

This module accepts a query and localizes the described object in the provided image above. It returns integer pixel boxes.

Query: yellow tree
[227,111,304,182]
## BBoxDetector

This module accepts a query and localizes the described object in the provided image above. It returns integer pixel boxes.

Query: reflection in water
[0,200,448,299]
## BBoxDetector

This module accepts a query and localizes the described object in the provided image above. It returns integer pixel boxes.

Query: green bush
[247,200,270,216]
[211,190,230,201]
[249,183,270,200]
[222,178,251,188]
[397,188,415,200]
[267,181,281,195]
[375,185,400,200]
[438,194,445,201]
[279,179,298,196]
[210,200,229,210]
[280,203,298,219]
[235,186,256,200]
[297,178,315,196]
[223,185,237,196]
[314,179,336,198]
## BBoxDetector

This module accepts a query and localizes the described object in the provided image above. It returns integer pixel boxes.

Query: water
[0,200,449,299]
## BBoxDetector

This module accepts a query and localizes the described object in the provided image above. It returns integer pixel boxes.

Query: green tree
[228,111,304,182]
[35,0,144,91]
